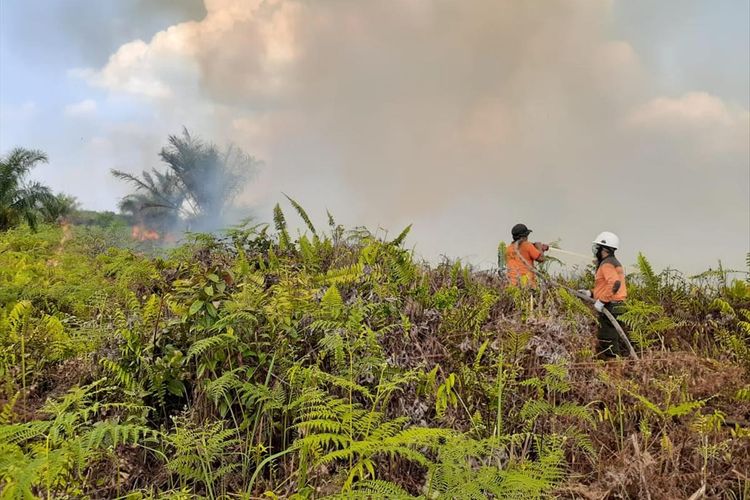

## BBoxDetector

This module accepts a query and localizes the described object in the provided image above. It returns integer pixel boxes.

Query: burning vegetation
[131,224,160,241]
[112,128,259,238]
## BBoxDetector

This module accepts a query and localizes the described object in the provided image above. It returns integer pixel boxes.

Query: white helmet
[593,231,620,250]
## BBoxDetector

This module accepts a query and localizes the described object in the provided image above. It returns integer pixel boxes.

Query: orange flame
[131,224,160,241]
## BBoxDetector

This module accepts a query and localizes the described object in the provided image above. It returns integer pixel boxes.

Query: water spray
[546,247,592,261]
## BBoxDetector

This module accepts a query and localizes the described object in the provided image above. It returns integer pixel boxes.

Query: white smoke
[78,0,749,271]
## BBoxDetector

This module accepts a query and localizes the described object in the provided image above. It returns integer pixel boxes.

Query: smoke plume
[81,0,749,271]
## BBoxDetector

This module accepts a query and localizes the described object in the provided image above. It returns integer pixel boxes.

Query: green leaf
[189,300,204,315]
[204,285,214,296]
[207,273,220,283]
[167,379,186,397]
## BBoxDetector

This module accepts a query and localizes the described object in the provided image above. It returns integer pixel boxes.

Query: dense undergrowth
[1,206,749,499]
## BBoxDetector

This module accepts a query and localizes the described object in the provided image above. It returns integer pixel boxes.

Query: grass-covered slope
[0,212,749,499]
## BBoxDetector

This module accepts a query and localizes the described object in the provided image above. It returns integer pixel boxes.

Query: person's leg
[597,314,618,359]
[608,303,629,357]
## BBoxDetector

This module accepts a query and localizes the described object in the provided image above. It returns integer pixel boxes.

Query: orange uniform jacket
[506,241,542,286]
[593,256,627,303]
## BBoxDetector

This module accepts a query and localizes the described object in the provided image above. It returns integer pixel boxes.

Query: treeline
[0,148,77,231]
[0,128,259,234]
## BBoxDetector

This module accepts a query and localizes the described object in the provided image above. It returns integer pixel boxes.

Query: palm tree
[112,128,259,232]
[0,148,55,231]
[112,168,184,233]
[40,193,80,223]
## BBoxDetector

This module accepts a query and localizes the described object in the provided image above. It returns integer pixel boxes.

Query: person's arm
[530,241,549,262]
[525,241,543,263]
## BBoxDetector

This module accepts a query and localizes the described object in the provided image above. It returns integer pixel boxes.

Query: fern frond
[553,402,595,425]
[284,194,317,235]
[320,262,364,286]
[204,368,243,403]
[100,358,139,391]
[84,422,158,450]
[294,432,353,450]
[711,298,735,316]
[735,385,750,402]
[318,331,346,369]
[351,479,416,499]
[665,399,706,417]
[0,421,52,445]
[7,300,32,331]
[390,224,412,247]
[0,393,20,425]
[320,285,344,318]
[187,332,237,360]
[273,203,291,249]
[637,252,660,297]
[519,399,552,425]
[240,382,286,413]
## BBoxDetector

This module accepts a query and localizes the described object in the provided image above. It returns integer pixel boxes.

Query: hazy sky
[1,0,748,273]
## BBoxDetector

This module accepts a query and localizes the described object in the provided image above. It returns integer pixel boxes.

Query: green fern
[298,234,318,269]
[390,224,412,247]
[166,416,240,496]
[320,285,344,319]
[713,309,750,371]
[321,262,364,286]
[318,331,346,370]
[286,382,449,492]
[637,252,661,299]
[239,381,285,415]
[333,479,416,499]
[273,203,291,249]
[0,392,19,425]
[284,194,317,235]
[735,385,750,402]
[711,297,735,315]
[204,368,243,406]
[84,421,158,450]
[621,384,707,421]
[0,381,156,498]
[187,332,238,361]
[619,299,679,350]
[424,434,565,499]
[556,287,594,322]
[501,329,533,363]
[100,357,140,392]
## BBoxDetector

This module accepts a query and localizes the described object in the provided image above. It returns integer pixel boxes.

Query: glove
[577,289,592,298]
[542,243,550,251]
[594,300,605,313]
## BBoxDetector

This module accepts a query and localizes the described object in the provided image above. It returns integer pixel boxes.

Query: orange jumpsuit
[593,256,627,303]
[592,255,628,357]
[505,241,542,286]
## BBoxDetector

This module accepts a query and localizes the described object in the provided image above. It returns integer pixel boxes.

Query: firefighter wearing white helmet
[592,231,619,253]
[578,231,630,358]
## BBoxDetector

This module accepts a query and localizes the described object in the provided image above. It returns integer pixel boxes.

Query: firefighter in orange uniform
[504,223,549,287]
[579,231,629,358]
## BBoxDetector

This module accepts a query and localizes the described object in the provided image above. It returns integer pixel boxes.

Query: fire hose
[511,243,638,359]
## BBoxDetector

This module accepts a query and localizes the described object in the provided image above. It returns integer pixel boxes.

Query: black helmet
[511,223,532,240]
